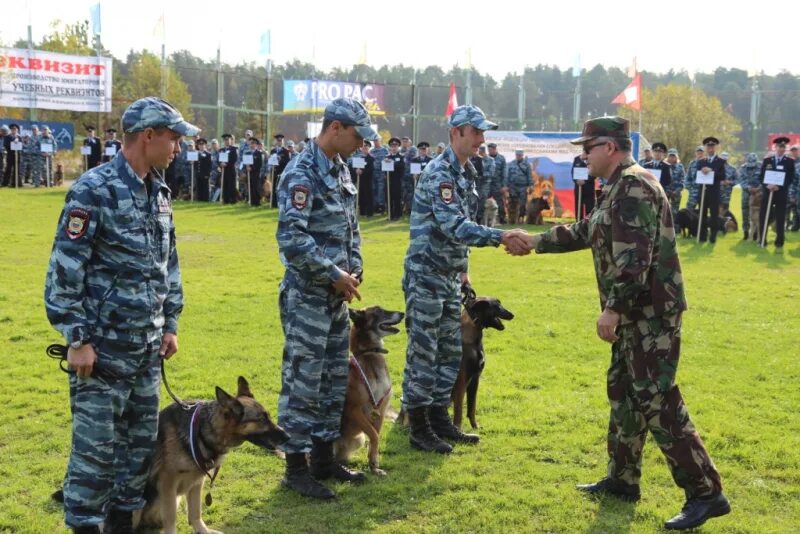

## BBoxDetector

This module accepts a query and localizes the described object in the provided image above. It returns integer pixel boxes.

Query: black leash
[47,343,193,411]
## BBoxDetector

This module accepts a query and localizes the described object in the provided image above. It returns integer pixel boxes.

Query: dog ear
[237,376,254,398]
[216,386,244,421]
[348,308,364,324]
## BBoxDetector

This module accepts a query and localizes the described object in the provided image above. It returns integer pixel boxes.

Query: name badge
[777,165,784,170]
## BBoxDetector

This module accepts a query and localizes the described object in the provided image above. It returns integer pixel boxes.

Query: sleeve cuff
[163,317,178,335]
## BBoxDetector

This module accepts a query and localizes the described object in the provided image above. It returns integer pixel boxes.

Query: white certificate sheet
[763,170,786,186]
[381,160,394,172]
[696,170,714,185]
[572,167,588,181]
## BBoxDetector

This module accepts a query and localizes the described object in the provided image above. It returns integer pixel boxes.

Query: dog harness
[349,354,392,409]
[189,403,221,506]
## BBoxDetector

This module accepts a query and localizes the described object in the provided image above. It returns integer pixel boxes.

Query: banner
[283,80,385,115]
[0,48,113,112]
[0,118,75,150]
[484,131,646,218]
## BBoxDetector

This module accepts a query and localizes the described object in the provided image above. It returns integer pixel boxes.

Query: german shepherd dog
[55,377,288,534]
[452,285,514,429]
[335,306,404,476]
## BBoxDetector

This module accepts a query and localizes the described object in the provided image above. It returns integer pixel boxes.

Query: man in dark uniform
[220,133,238,204]
[102,128,122,163]
[524,116,729,531]
[2,124,22,187]
[83,126,102,169]
[696,136,726,243]
[408,142,433,214]
[643,142,671,189]
[348,140,375,217]
[385,137,405,220]
[194,138,212,201]
[759,136,795,249]
[270,134,291,207]
[247,137,264,206]
[571,152,596,220]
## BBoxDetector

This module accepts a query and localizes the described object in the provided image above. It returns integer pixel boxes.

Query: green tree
[617,84,741,163]
[115,51,193,122]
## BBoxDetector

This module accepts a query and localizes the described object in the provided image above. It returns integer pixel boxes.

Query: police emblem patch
[66,208,90,240]
[439,182,454,204]
[292,185,310,209]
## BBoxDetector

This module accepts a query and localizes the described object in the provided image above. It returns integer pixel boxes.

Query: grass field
[1,187,799,533]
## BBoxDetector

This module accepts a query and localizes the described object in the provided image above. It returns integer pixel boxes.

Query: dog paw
[371,468,387,476]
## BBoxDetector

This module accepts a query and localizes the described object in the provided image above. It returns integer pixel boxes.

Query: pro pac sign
[283,80,385,115]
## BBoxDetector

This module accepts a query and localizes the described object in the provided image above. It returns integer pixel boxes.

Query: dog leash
[188,402,221,506]
[47,343,192,410]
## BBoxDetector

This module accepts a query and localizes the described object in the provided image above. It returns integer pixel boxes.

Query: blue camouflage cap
[121,97,200,136]
[323,97,379,141]
[448,105,498,131]
[746,152,758,163]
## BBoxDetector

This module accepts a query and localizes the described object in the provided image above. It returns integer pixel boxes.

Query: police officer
[2,124,22,187]
[759,136,795,248]
[102,128,122,163]
[45,97,195,533]
[696,137,726,243]
[571,152,596,220]
[402,105,530,454]
[385,137,405,220]
[348,140,375,216]
[22,127,40,184]
[194,137,212,201]
[789,145,800,232]
[637,146,652,165]
[738,152,760,239]
[38,125,56,187]
[83,125,102,169]
[471,144,495,224]
[369,137,389,213]
[277,97,378,499]
[246,137,264,206]
[487,142,507,223]
[685,145,705,210]
[409,141,434,213]
[269,133,291,206]
[503,149,532,224]
[666,148,685,224]
[524,116,729,531]
[0,124,7,177]
[219,133,238,203]
[643,142,671,189]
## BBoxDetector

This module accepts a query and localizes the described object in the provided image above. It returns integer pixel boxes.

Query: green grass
[1,187,799,533]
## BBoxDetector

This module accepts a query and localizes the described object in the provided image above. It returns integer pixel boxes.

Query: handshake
[500,229,539,256]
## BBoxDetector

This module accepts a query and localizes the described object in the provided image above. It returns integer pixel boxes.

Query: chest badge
[292,185,310,209]
[66,208,90,240]
[439,182,454,204]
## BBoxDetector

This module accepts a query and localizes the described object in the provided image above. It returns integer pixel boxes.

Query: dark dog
[525,194,551,225]
[336,306,404,476]
[54,377,288,534]
[675,207,729,238]
[452,285,514,429]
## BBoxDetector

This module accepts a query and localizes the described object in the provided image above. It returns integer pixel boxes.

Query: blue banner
[283,80,386,115]
[0,118,75,150]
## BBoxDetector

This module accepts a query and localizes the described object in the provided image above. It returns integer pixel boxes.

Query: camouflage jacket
[535,156,686,324]
[738,163,760,189]
[369,146,389,180]
[277,140,362,290]
[505,158,532,189]
[45,152,183,345]
[404,145,502,276]
[667,162,685,195]
[490,153,507,189]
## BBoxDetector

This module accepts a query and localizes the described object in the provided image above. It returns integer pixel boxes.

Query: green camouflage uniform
[534,152,722,499]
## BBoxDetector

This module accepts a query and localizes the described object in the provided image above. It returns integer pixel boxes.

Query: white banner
[0,48,113,112]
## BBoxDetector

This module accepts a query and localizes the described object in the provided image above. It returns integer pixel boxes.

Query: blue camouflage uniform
[666,149,685,221]
[475,149,496,222]
[22,133,39,183]
[738,153,761,237]
[37,129,56,186]
[488,145,508,223]
[720,154,738,209]
[276,99,378,454]
[505,152,532,223]
[44,97,195,529]
[402,106,504,411]
[685,152,704,209]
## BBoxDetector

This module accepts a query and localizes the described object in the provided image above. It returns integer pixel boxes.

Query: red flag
[445,82,458,117]
[611,74,641,111]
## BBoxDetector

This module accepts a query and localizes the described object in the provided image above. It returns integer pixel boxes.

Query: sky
[1,0,795,80]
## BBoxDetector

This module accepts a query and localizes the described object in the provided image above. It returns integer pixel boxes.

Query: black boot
[408,407,452,454]
[664,492,730,530]
[281,452,335,499]
[576,478,641,502]
[104,509,133,534]
[428,405,480,444]
[309,439,366,483]
[72,527,100,534]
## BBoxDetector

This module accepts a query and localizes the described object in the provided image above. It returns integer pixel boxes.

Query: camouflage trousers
[373,172,386,210]
[686,184,699,210]
[740,188,751,236]
[476,180,491,223]
[670,192,682,223]
[278,281,350,453]
[606,315,722,499]
[490,185,506,224]
[506,187,527,225]
[401,270,462,409]
[63,335,161,527]
[402,174,415,214]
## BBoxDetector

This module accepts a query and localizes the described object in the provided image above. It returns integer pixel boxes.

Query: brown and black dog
[452,285,514,429]
[335,306,404,476]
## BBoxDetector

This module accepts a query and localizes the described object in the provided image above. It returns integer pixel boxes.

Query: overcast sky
[2,0,793,80]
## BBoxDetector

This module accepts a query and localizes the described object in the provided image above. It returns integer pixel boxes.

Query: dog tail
[51,488,64,503]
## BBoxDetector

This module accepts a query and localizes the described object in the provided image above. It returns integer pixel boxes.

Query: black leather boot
[309,439,366,483]
[281,452,335,499]
[71,527,100,534]
[576,477,641,502]
[408,406,452,454]
[664,492,730,530]
[428,405,480,444]
[104,509,133,534]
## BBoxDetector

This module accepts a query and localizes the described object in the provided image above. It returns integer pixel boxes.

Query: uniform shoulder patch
[439,182,454,204]
[66,208,90,240]
[292,185,310,210]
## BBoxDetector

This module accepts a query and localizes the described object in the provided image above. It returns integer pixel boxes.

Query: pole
[696,185,706,243]
[573,75,582,128]
[760,190,773,247]
[749,78,760,153]
[220,167,224,204]
[270,167,276,208]
[385,171,391,221]
[84,154,88,173]
[247,168,251,206]
[190,163,195,202]
[216,48,224,140]
[15,151,20,188]
[46,154,51,187]
[576,186,582,222]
